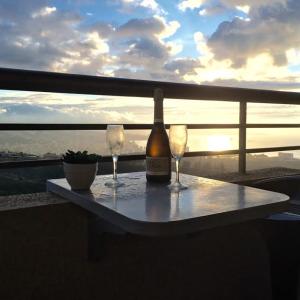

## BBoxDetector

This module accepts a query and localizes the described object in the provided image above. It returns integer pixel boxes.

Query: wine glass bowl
[169,125,188,192]
[105,125,125,188]
[106,125,125,156]
[169,125,187,159]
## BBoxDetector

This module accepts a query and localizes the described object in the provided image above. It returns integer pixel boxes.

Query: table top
[47,172,289,236]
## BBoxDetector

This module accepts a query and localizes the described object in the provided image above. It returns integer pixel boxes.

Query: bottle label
[146,156,169,176]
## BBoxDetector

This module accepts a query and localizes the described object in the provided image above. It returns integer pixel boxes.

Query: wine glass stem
[113,155,118,180]
[175,157,180,183]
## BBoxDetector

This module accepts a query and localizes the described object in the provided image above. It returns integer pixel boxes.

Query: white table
[47,172,289,236]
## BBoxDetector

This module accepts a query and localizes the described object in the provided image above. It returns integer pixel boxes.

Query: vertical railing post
[239,101,247,174]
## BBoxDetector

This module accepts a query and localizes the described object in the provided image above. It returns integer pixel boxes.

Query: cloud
[178,30,300,88]
[116,17,165,37]
[178,0,205,11]
[117,0,165,15]
[0,0,49,21]
[178,0,288,14]
[164,58,199,76]
[0,0,114,75]
[207,0,300,68]
[202,78,300,92]
[0,98,136,124]
[220,0,287,11]
[115,16,180,42]
[0,1,183,80]
[235,5,249,14]
[139,0,160,11]
[108,16,182,80]
[32,6,56,18]
[3,103,56,115]
[0,92,157,124]
[126,38,167,60]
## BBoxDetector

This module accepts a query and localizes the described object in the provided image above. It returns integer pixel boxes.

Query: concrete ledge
[0,192,67,212]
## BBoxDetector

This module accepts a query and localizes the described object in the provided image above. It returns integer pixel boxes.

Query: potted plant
[62,150,101,190]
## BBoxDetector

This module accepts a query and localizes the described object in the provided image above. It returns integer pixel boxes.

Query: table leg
[87,212,126,262]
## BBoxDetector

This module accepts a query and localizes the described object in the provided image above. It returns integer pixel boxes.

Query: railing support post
[239,101,247,174]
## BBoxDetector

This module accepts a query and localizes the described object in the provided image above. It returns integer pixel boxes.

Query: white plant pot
[63,162,98,190]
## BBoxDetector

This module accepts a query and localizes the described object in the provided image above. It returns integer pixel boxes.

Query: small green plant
[62,150,101,164]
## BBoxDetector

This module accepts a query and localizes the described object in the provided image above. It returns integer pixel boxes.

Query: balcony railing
[0,67,300,173]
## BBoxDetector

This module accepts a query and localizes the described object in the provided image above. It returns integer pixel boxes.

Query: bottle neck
[154,99,164,124]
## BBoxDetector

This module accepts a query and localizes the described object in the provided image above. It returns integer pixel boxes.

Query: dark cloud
[0,0,84,71]
[126,37,167,60]
[117,18,164,37]
[0,0,49,21]
[109,17,183,81]
[88,22,115,38]
[164,58,199,76]
[0,0,113,74]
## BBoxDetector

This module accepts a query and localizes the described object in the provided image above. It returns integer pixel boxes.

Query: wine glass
[105,125,125,187]
[169,125,188,192]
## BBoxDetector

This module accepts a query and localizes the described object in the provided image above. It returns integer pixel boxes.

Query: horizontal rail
[0,68,300,104]
[246,146,300,153]
[1,146,300,169]
[0,150,239,169]
[0,154,145,169]
[0,123,240,130]
[1,123,300,131]
[247,124,300,128]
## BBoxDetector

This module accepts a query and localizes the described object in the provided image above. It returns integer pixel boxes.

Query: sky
[0,0,299,153]
[0,0,300,87]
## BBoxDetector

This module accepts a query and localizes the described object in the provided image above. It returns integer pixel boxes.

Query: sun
[207,135,232,151]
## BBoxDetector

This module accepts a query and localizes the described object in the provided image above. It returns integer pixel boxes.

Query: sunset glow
[207,135,232,151]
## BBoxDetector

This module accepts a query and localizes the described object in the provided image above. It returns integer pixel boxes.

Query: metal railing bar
[0,159,65,169]
[246,146,300,153]
[0,154,145,169]
[0,123,240,131]
[239,102,247,174]
[1,145,299,169]
[184,150,240,157]
[0,67,300,104]
[0,150,241,169]
[1,123,300,131]
[246,124,300,128]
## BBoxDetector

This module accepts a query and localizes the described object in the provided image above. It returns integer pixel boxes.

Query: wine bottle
[146,88,171,183]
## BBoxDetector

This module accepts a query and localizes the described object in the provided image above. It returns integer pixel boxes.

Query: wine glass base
[168,182,187,192]
[105,180,124,188]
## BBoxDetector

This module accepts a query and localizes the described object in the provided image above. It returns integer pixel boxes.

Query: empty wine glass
[105,125,125,187]
[169,125,188,192]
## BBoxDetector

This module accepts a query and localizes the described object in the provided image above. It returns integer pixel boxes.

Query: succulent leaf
[62,150,102,164]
